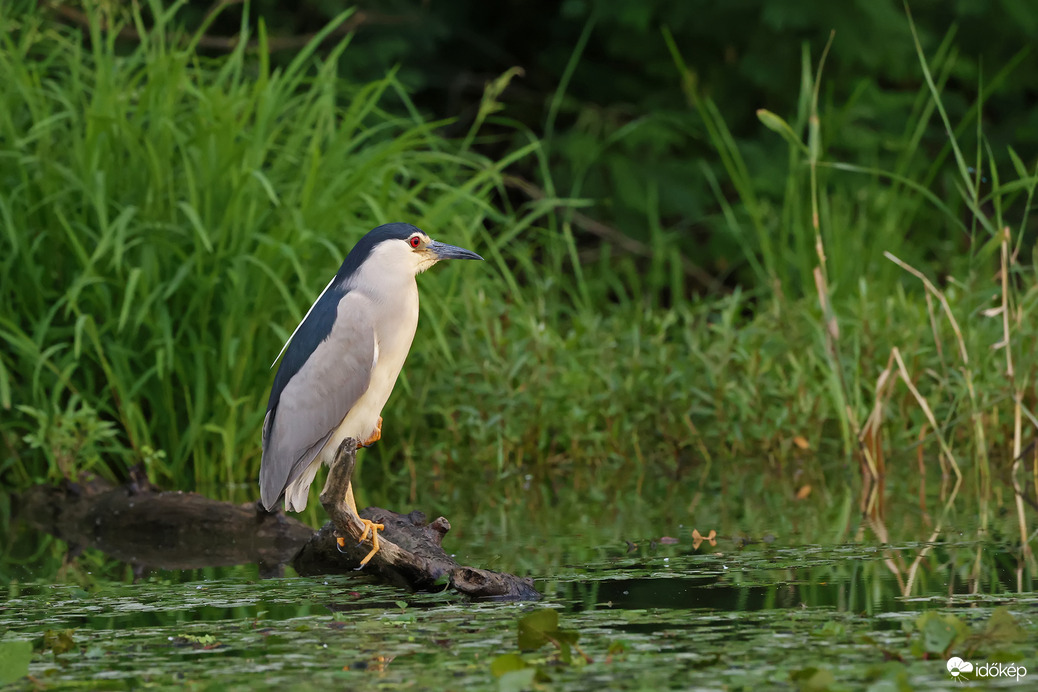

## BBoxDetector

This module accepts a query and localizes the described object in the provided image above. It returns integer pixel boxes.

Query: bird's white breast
[318,275,420,467]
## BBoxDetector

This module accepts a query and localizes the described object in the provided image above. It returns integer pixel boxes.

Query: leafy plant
[16,397,120,484]
[0,639,32,685]
[907,608,1027,660]
[490,608,589,689]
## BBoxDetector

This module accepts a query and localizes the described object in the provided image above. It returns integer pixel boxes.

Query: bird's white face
[400,230,441,275]
[362,230,441,278]
[352,229,483,292]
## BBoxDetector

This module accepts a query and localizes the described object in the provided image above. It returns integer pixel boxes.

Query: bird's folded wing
[260,291,377,508]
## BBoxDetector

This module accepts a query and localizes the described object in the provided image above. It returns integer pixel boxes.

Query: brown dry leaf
[691,529,717,550]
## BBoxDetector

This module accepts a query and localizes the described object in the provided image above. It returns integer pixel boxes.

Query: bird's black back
[264,223,423,419]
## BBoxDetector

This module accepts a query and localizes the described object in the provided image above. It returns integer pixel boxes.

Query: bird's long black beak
[429,240,483,261]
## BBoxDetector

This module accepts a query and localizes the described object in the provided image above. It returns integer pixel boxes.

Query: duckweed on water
[2,542,1035,690]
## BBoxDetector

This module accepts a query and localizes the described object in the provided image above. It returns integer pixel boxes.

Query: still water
[2,524,1035,690]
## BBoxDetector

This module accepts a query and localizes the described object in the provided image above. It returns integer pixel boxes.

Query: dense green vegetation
[162,0,1038,290]
[1,0,1036,576]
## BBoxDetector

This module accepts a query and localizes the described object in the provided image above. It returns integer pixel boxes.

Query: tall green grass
[0,2,555,498]
[664,5,1038,575]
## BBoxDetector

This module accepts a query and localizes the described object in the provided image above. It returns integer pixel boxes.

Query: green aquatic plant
[0,639,33,685]
[491,608,589,690]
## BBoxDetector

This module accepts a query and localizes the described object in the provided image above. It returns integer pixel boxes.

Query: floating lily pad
[0,640,33,685]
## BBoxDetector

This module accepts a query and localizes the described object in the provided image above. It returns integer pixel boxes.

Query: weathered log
[303,438,540,600]
[19,475,313,577]
[17,453,540,600]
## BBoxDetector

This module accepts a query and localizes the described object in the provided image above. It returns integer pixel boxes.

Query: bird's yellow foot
[336,518,385,566]
[359,416,383,448]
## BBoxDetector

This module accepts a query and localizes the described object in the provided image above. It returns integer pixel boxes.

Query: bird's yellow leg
[359,416,382,448]
[336,480,384,566]
[356,519,383,566]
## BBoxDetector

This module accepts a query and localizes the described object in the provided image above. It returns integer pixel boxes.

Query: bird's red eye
[409,235,422,248]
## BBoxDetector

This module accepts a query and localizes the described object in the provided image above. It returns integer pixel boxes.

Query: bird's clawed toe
[336,518,385,567]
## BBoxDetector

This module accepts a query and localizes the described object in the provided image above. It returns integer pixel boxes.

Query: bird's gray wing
[260,291,377,509]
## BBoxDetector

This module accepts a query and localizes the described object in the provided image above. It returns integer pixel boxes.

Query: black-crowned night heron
[259,223,482,565]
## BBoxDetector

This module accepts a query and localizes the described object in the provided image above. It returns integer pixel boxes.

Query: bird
[259,222,483,565]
